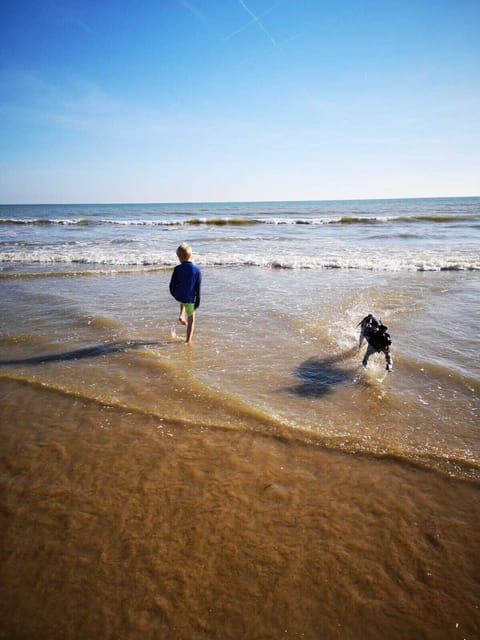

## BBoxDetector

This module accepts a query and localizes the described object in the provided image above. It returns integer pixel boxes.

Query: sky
[0,0,479,204]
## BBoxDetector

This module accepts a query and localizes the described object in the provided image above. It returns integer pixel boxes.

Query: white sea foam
[1,248,478,271]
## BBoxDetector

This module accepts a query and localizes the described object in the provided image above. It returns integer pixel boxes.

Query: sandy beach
[1,373,479,640]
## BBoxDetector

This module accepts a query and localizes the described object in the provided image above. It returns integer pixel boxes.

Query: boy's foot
[178,315,187,326]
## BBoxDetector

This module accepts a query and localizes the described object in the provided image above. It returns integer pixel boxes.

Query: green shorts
[183,303,195,317]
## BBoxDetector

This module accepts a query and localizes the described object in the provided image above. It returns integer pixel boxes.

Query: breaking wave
[1,213,478,228]
[1,250,478,272]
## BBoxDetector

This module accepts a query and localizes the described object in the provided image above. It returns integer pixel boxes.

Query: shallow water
[2,266,477,478]
[1,198,480,638]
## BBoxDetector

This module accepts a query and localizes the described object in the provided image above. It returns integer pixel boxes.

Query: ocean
[1,197,479,639]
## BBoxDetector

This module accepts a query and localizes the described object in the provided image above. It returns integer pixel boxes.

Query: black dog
[358,314,393,372]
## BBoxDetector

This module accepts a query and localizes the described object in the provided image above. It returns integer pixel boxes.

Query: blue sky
[0,0,479,203]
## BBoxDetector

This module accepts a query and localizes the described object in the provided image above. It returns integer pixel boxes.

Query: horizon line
[1,194,479,207]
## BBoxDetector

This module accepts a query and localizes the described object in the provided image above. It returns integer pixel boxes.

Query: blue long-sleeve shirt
[169,261,201,308]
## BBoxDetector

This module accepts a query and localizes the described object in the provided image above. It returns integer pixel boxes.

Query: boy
[169,243,201,345]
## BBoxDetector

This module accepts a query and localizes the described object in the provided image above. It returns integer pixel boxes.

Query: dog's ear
[358,314,372,326]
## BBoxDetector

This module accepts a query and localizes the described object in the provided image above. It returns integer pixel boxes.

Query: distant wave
[0,216,257,227]
[0,217,91,226]
[184,217,257,226]
[1,213,477,227]
[260,213,478,225]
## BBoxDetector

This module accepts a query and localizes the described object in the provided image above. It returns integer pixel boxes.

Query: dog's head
[359,314,378,331]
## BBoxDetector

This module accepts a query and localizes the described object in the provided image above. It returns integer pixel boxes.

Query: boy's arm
[169,268,177,297]
[194,270,201,308]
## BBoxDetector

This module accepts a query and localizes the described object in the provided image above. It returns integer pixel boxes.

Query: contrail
[178,0,207,25]
[235,0,280,48]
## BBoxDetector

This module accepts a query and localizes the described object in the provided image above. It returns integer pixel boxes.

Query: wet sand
[1,377,479,640]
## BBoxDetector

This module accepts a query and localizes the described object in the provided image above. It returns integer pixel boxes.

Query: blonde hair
[176,242,192,261]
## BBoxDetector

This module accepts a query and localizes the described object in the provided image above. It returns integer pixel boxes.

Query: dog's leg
[385,350,393,372]
[362,344,376,368]
[359,329,365,348]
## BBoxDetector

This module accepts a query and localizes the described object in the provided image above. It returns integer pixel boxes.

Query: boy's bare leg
[178,304,187,325]
[186,313,195,344]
